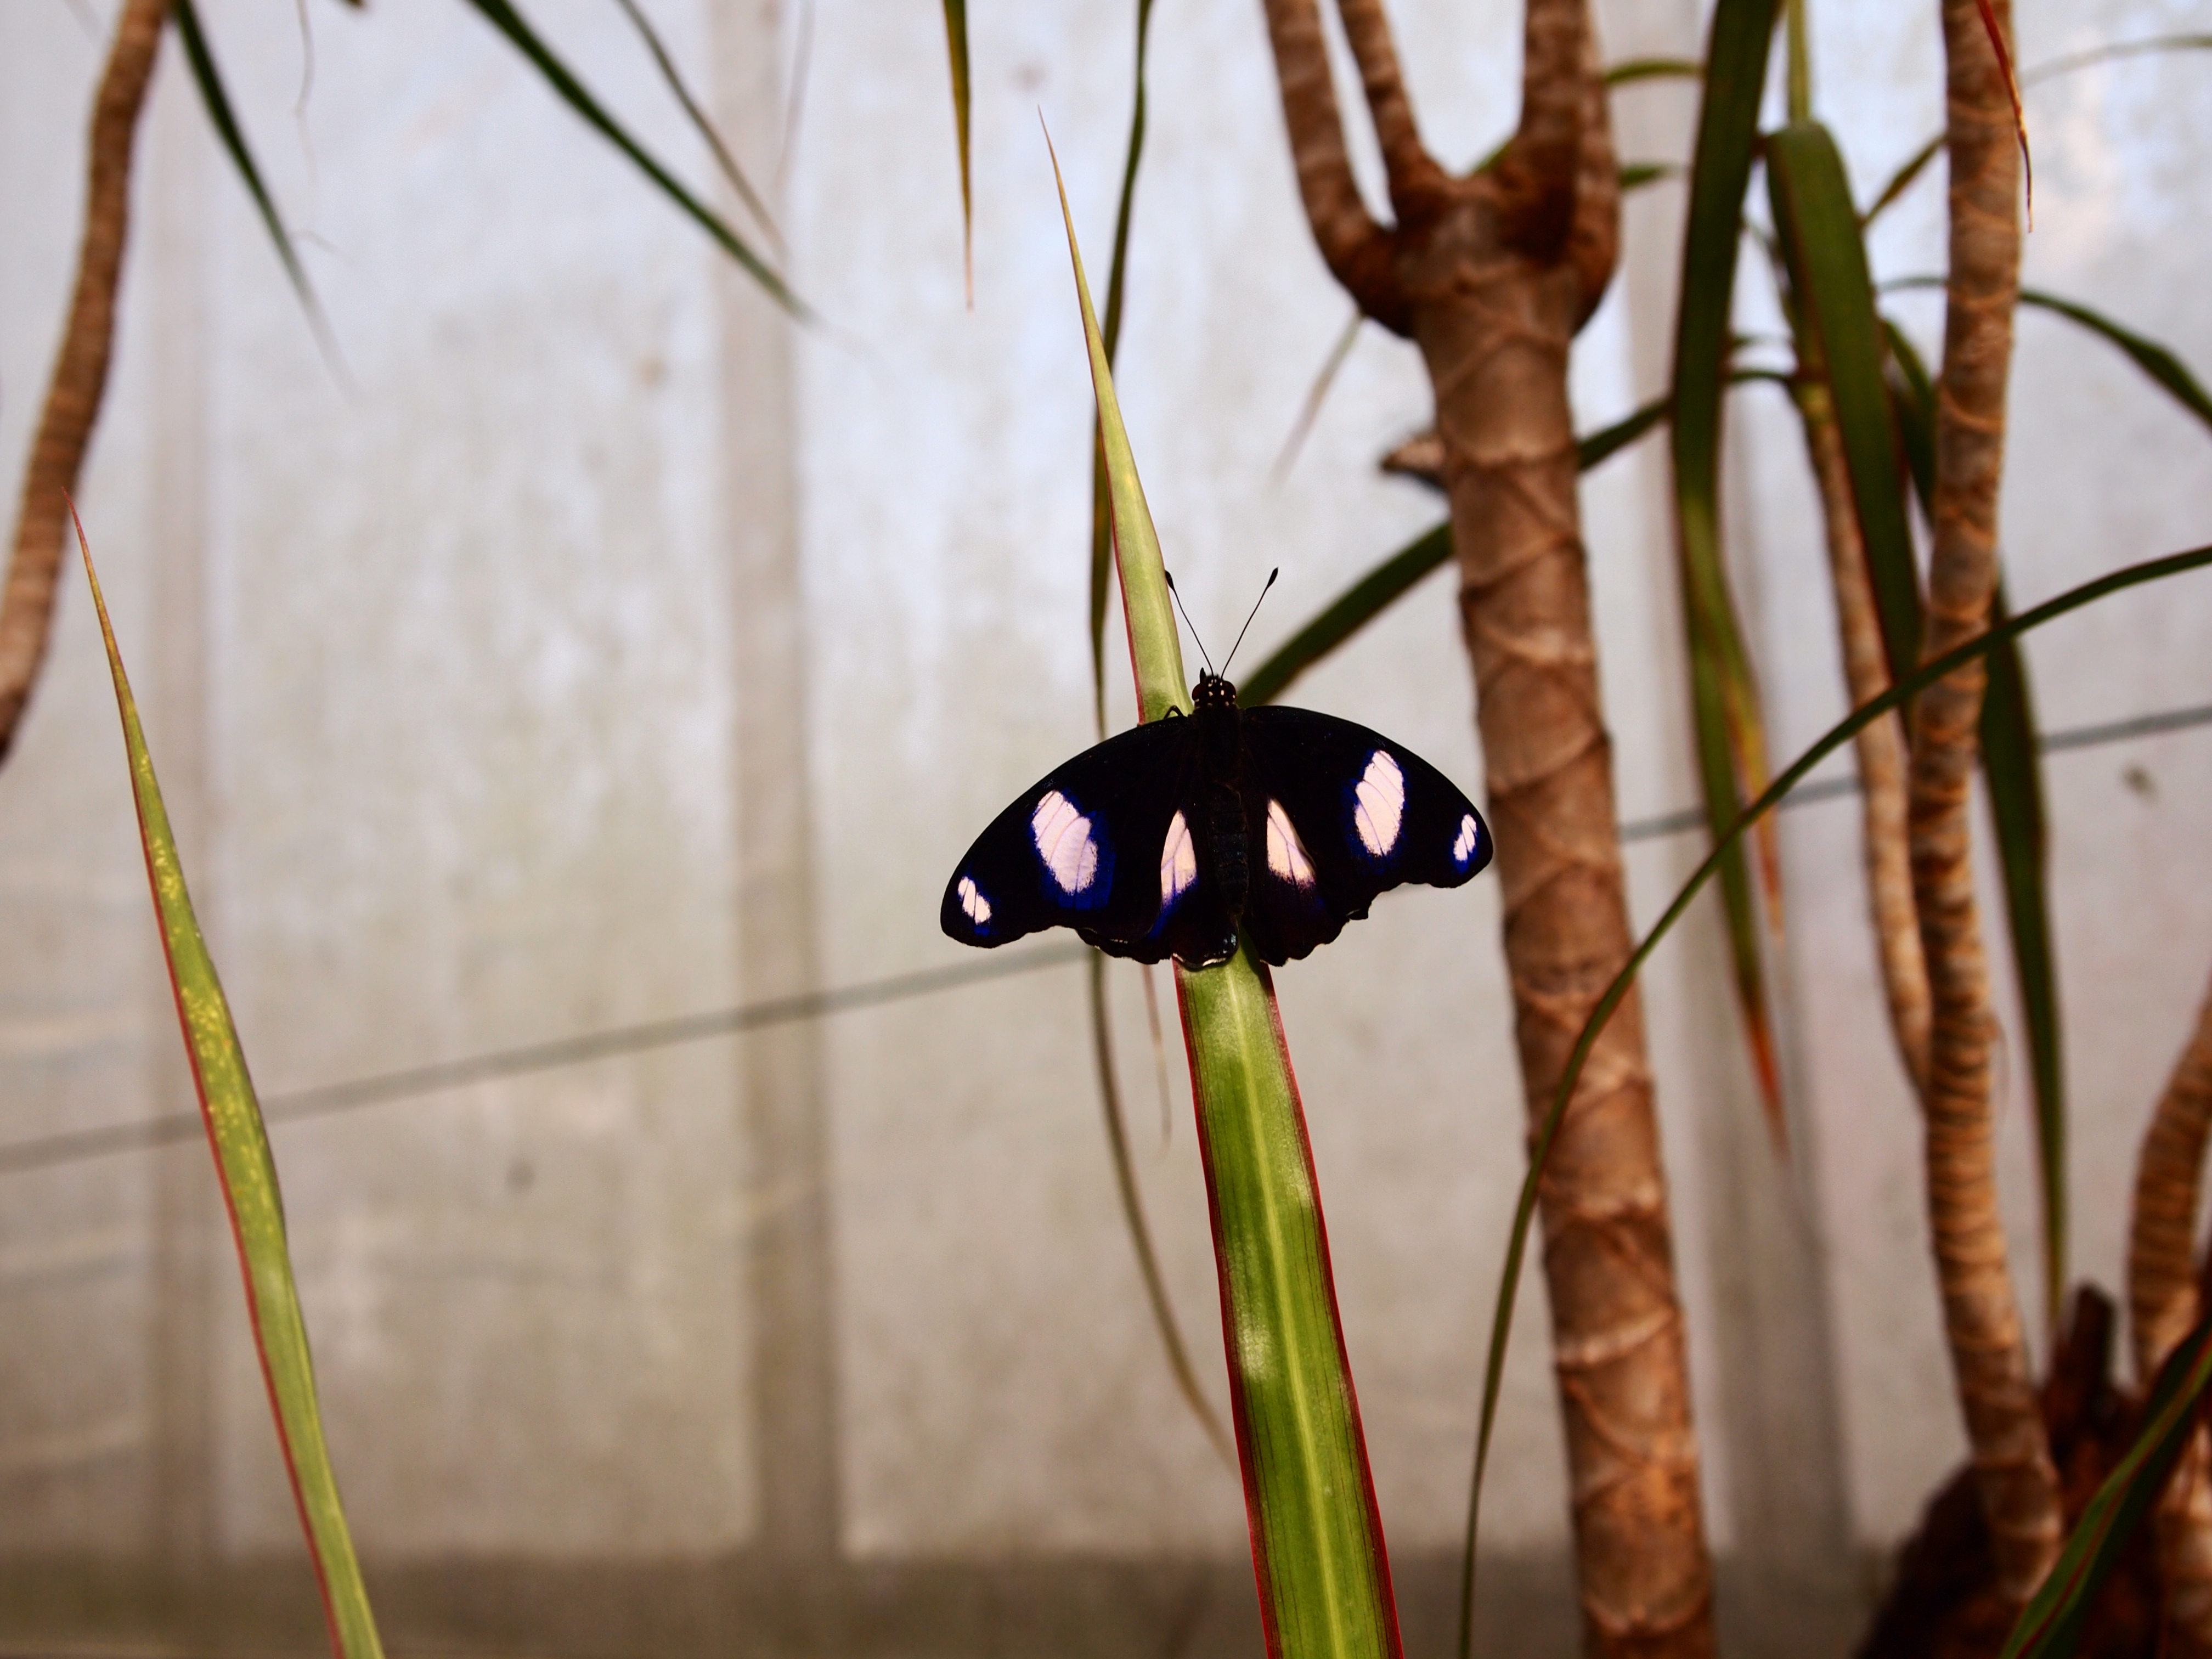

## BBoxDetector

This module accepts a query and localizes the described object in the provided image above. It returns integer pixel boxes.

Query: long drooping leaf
[1051,138,1401,1659]
[74,511,384,1659]
[1241,397,1671,708]
[1089,0,1161,735]
[460,0,802,317]
[1892,278,2212,438]
[2018,287,2212,436]
[1665,0,1786,1120]
[1885,315,2067,1330]
[1465,541,2212,1601]
[1768,122,1921,681]
[171,0,337,358]
[2002,1310,2212,1658]
[607,0,779,249]
[1982,584,2064,1329]
[939,0,972,300]
[1604,56,1701,86]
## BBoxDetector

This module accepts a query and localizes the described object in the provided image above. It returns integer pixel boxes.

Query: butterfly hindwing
[941,716,1218,959]
[1237,705,1491,964]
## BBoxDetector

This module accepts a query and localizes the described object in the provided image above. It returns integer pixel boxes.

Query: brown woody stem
[1911,0,2060,1607]
[1261,0,1706,1645]
[2128,972,2212,1650]
[0,0,168,765]
[1795,379,1930,1094]
[1258,0,1408,332]
[1334,0,1449,221]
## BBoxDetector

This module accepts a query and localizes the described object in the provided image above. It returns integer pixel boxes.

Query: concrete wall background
[2,0,2209,1652]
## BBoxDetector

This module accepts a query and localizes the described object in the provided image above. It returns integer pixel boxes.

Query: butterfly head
[1192,672,1239,712]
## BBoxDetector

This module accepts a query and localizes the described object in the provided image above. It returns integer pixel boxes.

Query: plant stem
[1914,0,2060,1606]
[0,0,167,765]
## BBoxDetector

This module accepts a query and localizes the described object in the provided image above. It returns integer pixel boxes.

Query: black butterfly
[939,666,1492,969]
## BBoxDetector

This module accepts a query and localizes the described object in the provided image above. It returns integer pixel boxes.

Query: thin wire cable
[3,699,2206,1178]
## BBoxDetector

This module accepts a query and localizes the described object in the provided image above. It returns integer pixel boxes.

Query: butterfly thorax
[1191,673,1250,917]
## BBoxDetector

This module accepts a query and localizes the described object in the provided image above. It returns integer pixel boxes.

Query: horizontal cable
[3,698,2207,1178]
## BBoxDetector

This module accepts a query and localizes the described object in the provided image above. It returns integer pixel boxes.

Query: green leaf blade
[940,0,973,298]
[462,0,804,318]
[1051,143,1398,1659]
[75,517,384,1659]
[1663,0,1787,1125]
[1980,586,2065,1329]
[1768,121,1922,680]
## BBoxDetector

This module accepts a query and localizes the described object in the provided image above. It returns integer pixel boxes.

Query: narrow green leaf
[1980,584,2064,1333]
[1090,0,1160,736]
[1662,0,1786,1138]
[1271,309,1365,485]
[1605,56,1702,86]
[73,511,384,1659]
[1176,945,1401,1659]
[461,0,804,318]
[1881,317,1938,512]
[1619,161,1681,192]
[608,0,780,250]
[1861,133,1943,229]
[940,0,973,300]
[1048,135,1184,721]
[1768,122,1921,681]
[1243,396,1671,709]
[1467,541,2212,1626]
[2025,32,2212,86]
[2002,1311,2212,1658]
[1087,953,1235,1466]
[171,0,336,354]
[2019,286,2212,437]
[1893,278,2212,438]
[1052,136,1400,1659]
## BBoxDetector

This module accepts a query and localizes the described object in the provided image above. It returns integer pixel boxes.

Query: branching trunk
[2128,970,2212,1652]
[1793,380,1930,1093]
[1259,2,1711,1651]
[0,0,168,765]
[1911,0,2061,1608]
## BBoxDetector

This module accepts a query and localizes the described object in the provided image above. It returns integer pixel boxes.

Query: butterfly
[940,575,1492,968]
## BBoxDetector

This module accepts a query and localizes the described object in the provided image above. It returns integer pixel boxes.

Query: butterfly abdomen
[1207,782,1249,918]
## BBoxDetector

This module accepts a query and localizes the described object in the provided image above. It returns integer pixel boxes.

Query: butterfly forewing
[1237,706,1491,963]
[940,717,1210,957]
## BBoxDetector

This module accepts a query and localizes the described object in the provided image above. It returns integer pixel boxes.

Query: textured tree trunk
[1258,1,1712,1651]
[1910,0,2062,1608]
[0,0,168,765]
[2127,970,2212,1654]
[1793,380,1931,1094]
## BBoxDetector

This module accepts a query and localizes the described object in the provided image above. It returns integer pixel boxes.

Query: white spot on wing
[1265,799,1316,889]
[1031,789,1101,895]
[957,875,991,926]
[1159,810,1198,910]
[1453,813,1480,865]
[1353,749,1406,858]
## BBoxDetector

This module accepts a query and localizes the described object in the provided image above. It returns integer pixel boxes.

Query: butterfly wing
[1236,705,1491,964]
[940,715,1234,966]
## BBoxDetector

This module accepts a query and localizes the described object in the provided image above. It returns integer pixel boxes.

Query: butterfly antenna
[1221,567,1279,678]
[1164,570,1216,675]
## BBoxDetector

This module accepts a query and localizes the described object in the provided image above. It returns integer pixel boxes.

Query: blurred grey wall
[2,0,2209,1655]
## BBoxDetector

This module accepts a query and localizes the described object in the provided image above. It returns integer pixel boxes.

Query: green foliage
[76,515,384,1659]
[1053,137,1399,1659]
